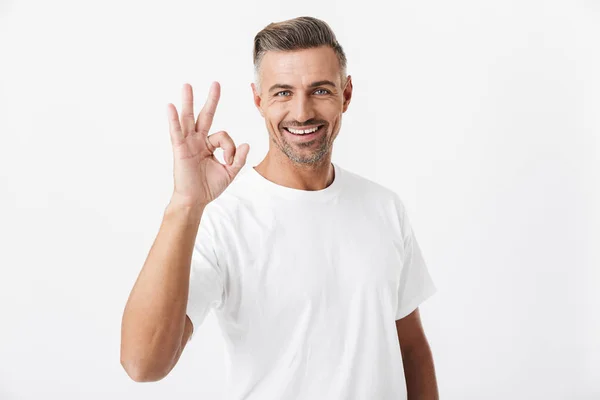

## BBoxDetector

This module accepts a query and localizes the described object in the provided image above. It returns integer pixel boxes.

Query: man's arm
[119,82,249,383]
[120,198,204,382]
[396,308,439,399]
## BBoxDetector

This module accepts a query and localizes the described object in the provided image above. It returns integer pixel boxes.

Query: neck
[254,153,334,191]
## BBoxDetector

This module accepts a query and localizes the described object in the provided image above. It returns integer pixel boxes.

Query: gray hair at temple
[252,16,348,93]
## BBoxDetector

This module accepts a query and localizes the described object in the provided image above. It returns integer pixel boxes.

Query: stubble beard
[273,127,331,166]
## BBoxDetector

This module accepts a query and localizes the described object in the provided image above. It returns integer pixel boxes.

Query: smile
[283,124,325,136]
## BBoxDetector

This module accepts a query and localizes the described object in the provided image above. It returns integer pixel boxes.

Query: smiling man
[252,44,346,171]
[121,15,438,400]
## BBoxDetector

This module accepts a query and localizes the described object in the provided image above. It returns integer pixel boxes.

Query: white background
[0,0,598,399]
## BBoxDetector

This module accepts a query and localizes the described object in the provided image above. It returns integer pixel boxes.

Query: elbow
[120,355,170,383]
[120,358,147,382]
[120,327,180,382]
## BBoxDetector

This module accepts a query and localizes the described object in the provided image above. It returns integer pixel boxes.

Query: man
[121,16,439,399]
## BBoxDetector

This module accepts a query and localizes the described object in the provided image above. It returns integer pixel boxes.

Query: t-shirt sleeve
[395,196,437,320]
[186,207,227,341]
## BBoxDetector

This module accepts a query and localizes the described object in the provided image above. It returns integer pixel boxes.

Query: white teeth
[287,126,320,135]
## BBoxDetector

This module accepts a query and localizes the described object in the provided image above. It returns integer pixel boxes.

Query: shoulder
[338,165,406,211]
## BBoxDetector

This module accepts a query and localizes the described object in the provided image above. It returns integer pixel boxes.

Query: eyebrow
[268,80,337,93]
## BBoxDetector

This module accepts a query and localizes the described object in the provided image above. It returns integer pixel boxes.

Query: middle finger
[196,81,220,136]
[181,83,195,136]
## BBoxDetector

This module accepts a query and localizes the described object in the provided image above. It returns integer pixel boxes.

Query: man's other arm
[396,307,439,399]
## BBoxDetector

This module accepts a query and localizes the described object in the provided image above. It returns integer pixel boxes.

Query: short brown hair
[253,16,348,92]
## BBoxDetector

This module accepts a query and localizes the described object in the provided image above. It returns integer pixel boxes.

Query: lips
[282,125,325,141]
[283,124,325,135]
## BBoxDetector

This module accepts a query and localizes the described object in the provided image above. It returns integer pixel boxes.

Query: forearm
[120,198,205,381]
[401,340,439,400]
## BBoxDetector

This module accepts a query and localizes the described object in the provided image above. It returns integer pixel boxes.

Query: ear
[251,83,264,117]
[342,75,353,113]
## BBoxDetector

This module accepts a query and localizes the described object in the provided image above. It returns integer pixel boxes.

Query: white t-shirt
[186,162,437,399]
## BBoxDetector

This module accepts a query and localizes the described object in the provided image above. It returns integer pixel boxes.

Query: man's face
[251,46,353,166]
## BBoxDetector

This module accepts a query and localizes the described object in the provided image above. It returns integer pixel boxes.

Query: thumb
[227,143,250,176]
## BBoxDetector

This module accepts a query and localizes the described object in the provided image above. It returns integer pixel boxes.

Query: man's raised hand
[167,82,250,208]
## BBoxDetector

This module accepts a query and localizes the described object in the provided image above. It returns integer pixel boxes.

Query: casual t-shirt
[186,162,437,400]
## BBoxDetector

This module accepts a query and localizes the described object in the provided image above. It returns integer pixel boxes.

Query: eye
[275,90,291,97]
[314,88,330,95]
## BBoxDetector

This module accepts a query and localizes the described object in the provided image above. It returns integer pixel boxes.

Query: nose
[291,93,315,124]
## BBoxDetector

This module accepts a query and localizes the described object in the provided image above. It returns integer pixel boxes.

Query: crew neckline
[245,162,343,202]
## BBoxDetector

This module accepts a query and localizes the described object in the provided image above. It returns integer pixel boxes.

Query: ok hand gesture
[167,82,250,208]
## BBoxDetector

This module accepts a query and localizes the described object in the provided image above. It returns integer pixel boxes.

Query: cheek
[266,110,287,130]
[330,116,342,135]
[265,103,283,116]
[318,101,342,117]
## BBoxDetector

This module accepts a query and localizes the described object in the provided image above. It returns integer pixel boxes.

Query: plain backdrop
[0,0,598,399]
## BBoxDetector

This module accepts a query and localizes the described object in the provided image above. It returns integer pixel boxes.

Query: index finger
[195,81,220,136]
